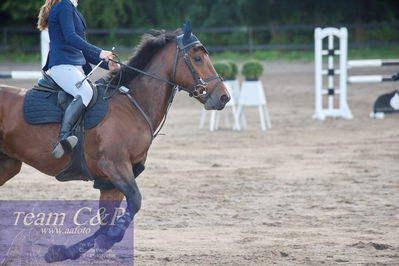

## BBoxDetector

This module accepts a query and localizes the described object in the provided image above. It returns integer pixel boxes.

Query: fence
[1,22,399,54]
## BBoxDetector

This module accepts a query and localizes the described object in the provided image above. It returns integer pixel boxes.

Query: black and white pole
[348,60,399,83]
[0,71,42,80]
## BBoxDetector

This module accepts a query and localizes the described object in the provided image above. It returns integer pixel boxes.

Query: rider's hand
[108,60,120,72]
[99,50,114,61]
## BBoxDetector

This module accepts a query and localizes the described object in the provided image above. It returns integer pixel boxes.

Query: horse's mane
[106,30,179,86]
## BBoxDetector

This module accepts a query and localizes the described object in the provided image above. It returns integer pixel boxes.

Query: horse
[0,25,230,262]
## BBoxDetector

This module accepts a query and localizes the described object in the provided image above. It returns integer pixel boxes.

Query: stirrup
[52,136,78,159]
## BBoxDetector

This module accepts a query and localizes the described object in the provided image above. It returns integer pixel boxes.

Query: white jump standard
[313,27,352,120]
[313,27,399,120]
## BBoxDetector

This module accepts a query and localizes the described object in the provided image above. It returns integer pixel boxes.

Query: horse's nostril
[220,94,230,105]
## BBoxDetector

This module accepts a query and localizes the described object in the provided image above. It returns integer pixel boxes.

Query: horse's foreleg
[94,188,126,253]
[96,159,141,250]
[0,155,22,186]
[44,187,125,262]
[45,159,140,262]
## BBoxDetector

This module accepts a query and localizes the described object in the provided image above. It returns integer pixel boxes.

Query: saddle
[23,73,146,187]
[34,73,102,182]
[37,73,98,110]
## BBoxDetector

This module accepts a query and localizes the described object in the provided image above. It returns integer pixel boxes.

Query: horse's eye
[194,56,202,62]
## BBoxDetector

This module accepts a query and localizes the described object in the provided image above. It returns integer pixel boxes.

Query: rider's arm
[58,2,102,60]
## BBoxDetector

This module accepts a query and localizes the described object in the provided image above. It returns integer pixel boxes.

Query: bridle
[172,34,224,100]
[105,33,224,139]
[109,33,223,100]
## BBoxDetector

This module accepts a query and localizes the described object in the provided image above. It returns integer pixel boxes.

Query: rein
[108,43,222,99]
[102,34,223,140]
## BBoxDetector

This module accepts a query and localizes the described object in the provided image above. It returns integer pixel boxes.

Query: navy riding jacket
[46,0,108,74]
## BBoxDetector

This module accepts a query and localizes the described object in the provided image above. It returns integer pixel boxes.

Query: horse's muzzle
[204,92,231,110]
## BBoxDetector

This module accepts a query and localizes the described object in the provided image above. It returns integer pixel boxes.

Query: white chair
[199,81,241,131]
[236,80,271,131]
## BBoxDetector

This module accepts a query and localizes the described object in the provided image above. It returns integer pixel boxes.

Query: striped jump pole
[348,58,399,118]
[347,59,399,83]
[0,71,42,80]
[348,75,395,83]
[348,59,399,68]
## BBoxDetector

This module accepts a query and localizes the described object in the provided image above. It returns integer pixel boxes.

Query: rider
[37,0,120,158]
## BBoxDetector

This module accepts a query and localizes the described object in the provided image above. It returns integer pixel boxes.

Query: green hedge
[213,62,231,79]
[242,61,263,80]
[1,0,399,49]
[226,61,238,80]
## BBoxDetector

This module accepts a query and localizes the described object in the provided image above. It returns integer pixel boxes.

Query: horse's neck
[127,45,175,131]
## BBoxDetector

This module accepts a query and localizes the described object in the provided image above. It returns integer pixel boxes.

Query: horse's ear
[183,21,192,41]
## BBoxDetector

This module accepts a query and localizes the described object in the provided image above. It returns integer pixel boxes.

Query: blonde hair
[37,0,61,30]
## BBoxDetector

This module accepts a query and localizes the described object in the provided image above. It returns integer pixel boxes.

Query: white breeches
[49,64,93,107]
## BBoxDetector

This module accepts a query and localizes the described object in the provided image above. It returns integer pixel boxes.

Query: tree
[1,0,42,26]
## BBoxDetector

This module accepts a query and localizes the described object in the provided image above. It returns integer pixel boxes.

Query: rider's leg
[49,65,93,158]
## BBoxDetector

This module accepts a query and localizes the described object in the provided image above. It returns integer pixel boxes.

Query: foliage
[225,61,238,79]
[213,62,231,79]
[1,0,42,22]
[2,0,399,29]
[1,0,399,51]
[211,51,249,61]
[242,61,263,80]
[0,52,41,63]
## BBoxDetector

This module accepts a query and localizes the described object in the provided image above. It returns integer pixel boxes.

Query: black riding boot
[52,96,86,158]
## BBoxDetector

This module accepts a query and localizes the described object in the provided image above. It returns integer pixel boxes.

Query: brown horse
[0,26,230,261]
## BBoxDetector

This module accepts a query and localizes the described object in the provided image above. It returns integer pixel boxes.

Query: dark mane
[106,30,179,86]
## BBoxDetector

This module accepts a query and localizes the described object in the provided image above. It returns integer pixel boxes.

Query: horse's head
[173,22,230,110]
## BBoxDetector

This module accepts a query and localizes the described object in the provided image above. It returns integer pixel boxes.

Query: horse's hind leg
[0,154,22,186]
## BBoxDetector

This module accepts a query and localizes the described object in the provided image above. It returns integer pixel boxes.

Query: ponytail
[37,0,61,30]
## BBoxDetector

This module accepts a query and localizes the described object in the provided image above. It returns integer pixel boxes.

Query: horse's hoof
[44,245,69,263]
[95,233,117,253]
[66,244,84,260]
[106,225,125,243]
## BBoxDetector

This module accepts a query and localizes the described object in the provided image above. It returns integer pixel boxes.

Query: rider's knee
[80,85,93,106]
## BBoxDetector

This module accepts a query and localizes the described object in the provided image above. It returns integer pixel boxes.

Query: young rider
[37,0,120,158]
